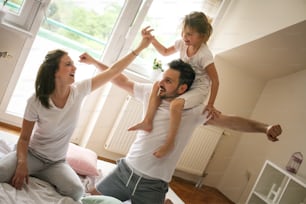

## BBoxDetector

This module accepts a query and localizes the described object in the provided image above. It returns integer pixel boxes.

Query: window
[1,0,24,14]
[1,0,43,31]
[128,0,224,79]
[0,0,143,125]
[0,0,226,126]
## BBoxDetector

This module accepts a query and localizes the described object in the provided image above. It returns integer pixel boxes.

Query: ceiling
[216,20,306,81]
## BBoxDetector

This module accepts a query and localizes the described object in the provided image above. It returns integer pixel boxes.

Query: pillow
[81,195,123,204]
[66,143,99,176]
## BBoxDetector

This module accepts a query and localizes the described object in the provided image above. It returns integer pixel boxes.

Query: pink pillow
[66,143,99,176]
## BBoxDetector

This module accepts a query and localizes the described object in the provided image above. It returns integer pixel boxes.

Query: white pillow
[66,143,99,176]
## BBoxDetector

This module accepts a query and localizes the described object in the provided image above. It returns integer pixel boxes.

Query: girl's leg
[154,98,184,158]
[34,162,84,201]
[128,81,161,132]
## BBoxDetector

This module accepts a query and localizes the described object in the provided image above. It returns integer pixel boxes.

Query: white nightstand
[247,160,306,204]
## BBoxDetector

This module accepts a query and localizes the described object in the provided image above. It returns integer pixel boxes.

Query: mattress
[0,131,184,204]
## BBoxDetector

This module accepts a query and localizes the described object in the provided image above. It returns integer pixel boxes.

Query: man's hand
[79,52,96,65]
[266,124,282,142]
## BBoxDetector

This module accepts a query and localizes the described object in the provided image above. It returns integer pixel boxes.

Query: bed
[0,131,184,204]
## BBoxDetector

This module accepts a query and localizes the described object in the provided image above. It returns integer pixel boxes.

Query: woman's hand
[133,27,154,54]
[141,26,154,39]
[11,161,29,190]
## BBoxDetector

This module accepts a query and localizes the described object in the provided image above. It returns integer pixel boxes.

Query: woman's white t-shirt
[24,79,91,161]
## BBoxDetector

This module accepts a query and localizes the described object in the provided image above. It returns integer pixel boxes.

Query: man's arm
[206,114,282,142]
[80,54,135,95]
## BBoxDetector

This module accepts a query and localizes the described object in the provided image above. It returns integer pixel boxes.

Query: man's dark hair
[168,59,195,91]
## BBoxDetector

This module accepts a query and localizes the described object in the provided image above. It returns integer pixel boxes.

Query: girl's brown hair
[182,11,213,42]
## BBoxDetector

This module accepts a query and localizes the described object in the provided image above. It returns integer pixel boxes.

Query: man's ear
[178,84,188,94]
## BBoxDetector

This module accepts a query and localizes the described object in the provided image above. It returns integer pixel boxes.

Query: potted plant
[150,58,164,81]
[152,58,164,72]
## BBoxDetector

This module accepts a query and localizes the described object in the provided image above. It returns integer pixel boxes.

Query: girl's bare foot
[88,188,101,195]
[164,198,174,204]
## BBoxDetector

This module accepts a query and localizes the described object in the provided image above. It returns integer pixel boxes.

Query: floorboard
[169,176,234,204]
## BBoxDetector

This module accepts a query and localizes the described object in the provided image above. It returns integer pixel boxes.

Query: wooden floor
[0,122,21,135]
[0,123,234,204]
[169,176,234,204]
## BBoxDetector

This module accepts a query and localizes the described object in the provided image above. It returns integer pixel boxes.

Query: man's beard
[159,87,179,100]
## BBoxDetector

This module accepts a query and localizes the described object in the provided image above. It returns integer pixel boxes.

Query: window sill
[0,20,33,37]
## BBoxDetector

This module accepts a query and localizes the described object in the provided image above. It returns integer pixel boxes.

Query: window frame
[0,0,147,126]
[0,0,230,127]
[1,0,48,33]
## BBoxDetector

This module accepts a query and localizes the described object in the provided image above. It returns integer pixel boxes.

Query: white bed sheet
[0,132,81,204]
[0,131,184,204]
[0,177,80,204]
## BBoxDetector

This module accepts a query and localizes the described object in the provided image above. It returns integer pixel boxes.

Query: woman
[0,35,150,201]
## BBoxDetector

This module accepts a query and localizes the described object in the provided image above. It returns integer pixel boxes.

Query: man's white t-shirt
[24,79,91,161]
[125,83,209,182]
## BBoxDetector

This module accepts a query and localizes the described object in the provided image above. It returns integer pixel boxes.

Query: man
[80,53,281,204]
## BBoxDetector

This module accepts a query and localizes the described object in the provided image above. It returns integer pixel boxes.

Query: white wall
[204,1,306,202]
[198,53,266,192]
[219,69,306,203]
[210,0,306,54]
[213,56,265,116]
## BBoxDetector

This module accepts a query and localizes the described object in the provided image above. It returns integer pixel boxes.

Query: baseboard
[0,122,21,133]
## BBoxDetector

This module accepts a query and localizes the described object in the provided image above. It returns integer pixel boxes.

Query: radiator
[105,96,142,155]
[105,95,223,176]
[176,125,223,176]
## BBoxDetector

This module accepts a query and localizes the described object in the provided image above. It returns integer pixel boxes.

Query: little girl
[129,11,220,158]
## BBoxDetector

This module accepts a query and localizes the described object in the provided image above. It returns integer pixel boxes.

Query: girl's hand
[203,104,221,119]
[11,161,29,190]
[141,26,154,39]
